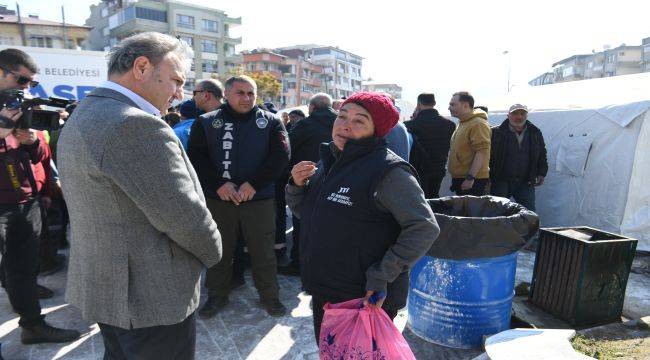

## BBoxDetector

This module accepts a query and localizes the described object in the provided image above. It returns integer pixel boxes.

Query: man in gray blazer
[57,32,222,359]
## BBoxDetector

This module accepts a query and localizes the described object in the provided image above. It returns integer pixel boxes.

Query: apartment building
[530,37,648,86]
[85,0,242,91]
[640,37,649,72]
[242,48,323,107]
[361,82,402,100]
[0,4,89,49]
[276,45,363,99]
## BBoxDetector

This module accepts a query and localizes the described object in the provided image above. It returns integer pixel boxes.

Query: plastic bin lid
[426,196,540,260]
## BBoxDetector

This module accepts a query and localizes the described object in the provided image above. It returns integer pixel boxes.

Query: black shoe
[261,298,287,317]
[39,254,66,276]
[21,321,80,344]
[230,276,245,290]
[198,296,228,319]
[277,264,300,276]
[37,284,54,299]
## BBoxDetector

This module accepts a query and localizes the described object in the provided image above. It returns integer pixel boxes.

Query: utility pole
[16,2,26,46]
[61,5,69,49]
[503,50,512,93]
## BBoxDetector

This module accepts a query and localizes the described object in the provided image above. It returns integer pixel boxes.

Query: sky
[13,0,650,111]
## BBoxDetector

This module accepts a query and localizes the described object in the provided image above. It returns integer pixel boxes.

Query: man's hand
[14,128,37,145]
[237,182,256,202]
[535,176,545,187]
[0,108,20,139]
[461,179,474,191]
[290,161,317,187]
[216,182,242,205]
[363,290,386,309]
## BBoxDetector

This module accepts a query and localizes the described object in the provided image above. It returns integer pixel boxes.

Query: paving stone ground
[0,249,647,359]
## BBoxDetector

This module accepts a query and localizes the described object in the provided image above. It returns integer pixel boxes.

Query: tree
[218,66,282,105]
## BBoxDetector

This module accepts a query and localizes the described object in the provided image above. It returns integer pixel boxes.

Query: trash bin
[530,227,637,328]
[407,196,539,349]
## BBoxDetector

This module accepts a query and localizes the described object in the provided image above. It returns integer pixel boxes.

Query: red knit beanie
[341,92,399,138]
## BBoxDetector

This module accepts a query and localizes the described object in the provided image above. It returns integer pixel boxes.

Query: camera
[0,89,76,131]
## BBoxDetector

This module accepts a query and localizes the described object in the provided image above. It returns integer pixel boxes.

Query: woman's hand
[363,290,386,308]
[290,161,317,187]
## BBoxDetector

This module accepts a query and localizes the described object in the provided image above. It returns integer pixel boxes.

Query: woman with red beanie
[286,91,440,344]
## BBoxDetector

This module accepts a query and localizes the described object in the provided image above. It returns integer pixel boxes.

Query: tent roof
[488,72,650,127]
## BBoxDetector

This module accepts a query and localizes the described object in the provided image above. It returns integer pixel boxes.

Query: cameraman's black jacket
[0,135,47,204]
[188,103,290,201]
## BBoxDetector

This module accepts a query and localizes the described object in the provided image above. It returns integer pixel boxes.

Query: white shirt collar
[99,80,161,117]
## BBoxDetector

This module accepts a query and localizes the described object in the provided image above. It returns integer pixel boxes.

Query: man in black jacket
[280,93,336,275]
[490,104,548,211]
[405,93,456,198]
[188,75,290,318]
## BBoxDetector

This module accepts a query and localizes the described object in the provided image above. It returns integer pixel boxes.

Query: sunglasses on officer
[0,65,39,88]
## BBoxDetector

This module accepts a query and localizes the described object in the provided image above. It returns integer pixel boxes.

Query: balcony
[224,36,242,45]
[225,16,242,25]
[308,78,322,87]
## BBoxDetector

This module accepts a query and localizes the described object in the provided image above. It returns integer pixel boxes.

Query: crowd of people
[0,31,549,359]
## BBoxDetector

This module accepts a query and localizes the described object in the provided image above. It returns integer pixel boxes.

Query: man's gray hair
[309,92,332,109]
[197,79,224,99]
[224,75,257,92]
[107,32,194,76]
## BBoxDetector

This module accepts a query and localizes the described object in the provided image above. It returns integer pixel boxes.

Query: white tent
[481,73,650,251]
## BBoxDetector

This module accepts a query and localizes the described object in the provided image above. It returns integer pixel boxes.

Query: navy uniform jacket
[188,103,290,201]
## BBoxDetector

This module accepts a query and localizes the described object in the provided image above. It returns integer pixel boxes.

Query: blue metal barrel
[407,253,517,349]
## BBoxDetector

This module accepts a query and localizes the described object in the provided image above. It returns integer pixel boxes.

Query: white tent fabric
[458,73,650,250]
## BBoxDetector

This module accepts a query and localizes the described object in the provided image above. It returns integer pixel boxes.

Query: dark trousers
[98,313,196,360]
[0,199,43,327]
[451,178,489,196]
[231,231,246,281]
[205,198,279,300]
[311,294,399,345]
[38,198,59,269]
[421,174,444,199]
[288,215,300,267]
[274,181,287,257]
[491,179,536,211]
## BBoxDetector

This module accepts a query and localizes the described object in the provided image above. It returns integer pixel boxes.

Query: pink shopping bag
[319,298,416,360]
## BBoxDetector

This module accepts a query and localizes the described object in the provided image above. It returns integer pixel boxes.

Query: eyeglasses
[0,66,39,88]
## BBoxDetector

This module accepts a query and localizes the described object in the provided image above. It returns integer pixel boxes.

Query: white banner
[0,45,107,101]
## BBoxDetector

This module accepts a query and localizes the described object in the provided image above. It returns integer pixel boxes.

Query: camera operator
[0,48,79,344]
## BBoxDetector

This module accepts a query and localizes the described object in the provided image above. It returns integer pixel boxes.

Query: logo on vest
[326,187,353,206]
[255,117,268,129]
[221,122,234,179]
[211,118,223,129]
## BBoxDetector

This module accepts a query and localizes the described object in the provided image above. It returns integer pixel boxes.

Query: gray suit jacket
[58,87,222,329]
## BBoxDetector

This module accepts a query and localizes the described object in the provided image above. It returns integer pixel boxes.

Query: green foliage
[218,66,281,104]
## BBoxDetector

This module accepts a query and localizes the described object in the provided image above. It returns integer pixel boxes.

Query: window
[30,36,53,48]
[313,48,330,55]
[202,39,217,53]
[224,44,235,56]
[135,7,167,23]
[619,51,625,56]
[179,35,193,47]
[202,19,218,33]
[176,14,194,29]
[246,63,255,71]
[108,6,134,29]
[0,36,14,45]
[101,7,109,17]
[183,79,195,92]
[202,60,218,72]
